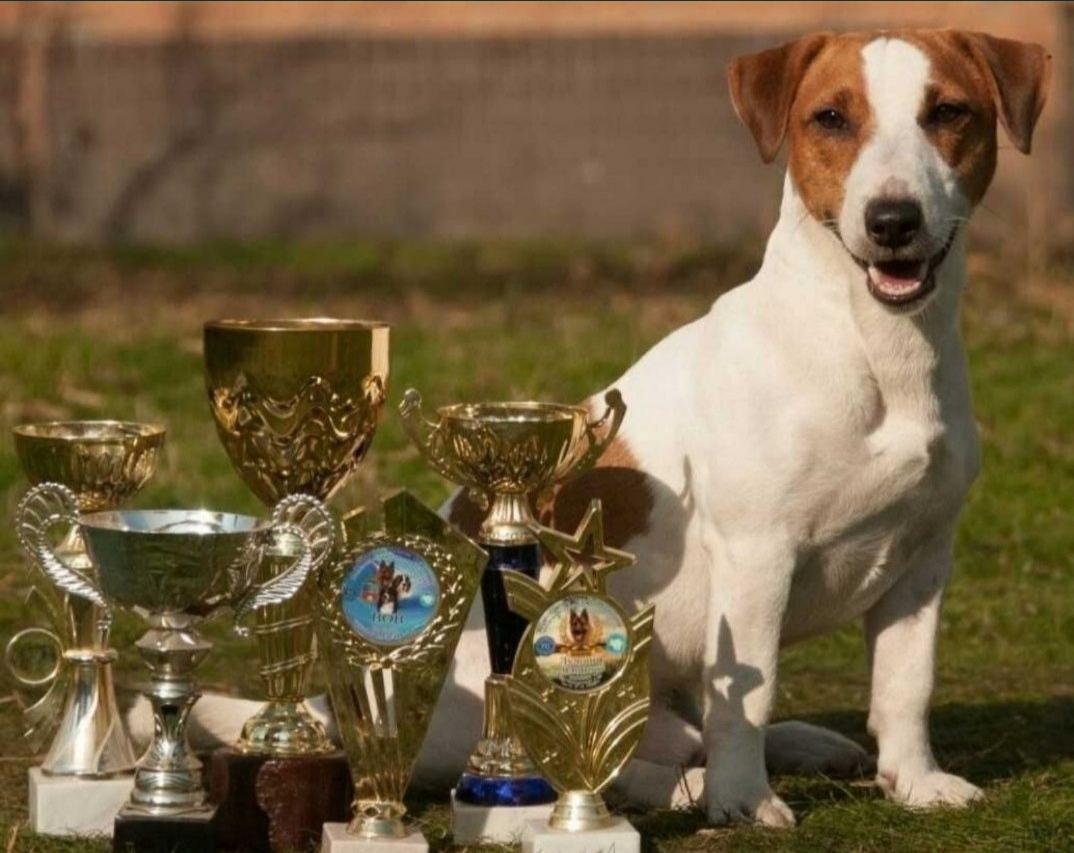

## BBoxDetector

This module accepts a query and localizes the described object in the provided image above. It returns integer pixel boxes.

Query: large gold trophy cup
[399,388,625,839]
[203,319,389,755]
[10,422,164,784]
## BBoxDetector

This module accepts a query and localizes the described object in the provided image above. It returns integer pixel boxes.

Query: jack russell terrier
[169,28,1050,828]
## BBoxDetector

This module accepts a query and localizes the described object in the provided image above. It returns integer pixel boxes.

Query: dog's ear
[959,32,1051,154]
[727,34,829,163]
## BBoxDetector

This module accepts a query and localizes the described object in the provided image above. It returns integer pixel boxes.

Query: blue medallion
[340,545,440,646]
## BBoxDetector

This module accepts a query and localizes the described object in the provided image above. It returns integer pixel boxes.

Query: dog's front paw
[879,768,983,809]
[706,776,796,828]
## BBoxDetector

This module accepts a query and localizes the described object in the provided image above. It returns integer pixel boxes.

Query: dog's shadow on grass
[793,693,1074,788]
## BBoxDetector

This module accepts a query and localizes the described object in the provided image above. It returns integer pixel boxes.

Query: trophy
[399,388,626,842]
[22,482,330,853]
[504,500,652,853]
[204,318,389,850]
[204,318,389,754]
[9,421,164,836]
[316,491,486,853]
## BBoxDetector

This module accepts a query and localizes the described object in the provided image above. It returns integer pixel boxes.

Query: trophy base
[209,746,352,852]
[321,823,428,853]
[28,767,133,837]
[520,816,641,853]
[450,789,554,845]
[454,770,557,807]
[112,804,219,853]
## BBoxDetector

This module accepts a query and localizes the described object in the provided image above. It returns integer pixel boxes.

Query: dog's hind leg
[764,721,874,777]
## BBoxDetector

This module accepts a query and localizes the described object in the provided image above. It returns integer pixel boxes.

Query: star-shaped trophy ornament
[535,499,635,594]
[502,499,653,852]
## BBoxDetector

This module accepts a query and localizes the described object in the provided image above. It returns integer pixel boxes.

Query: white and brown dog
[173,29,1050,828]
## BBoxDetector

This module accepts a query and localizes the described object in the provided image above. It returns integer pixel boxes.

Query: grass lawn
[0,238,1071,852]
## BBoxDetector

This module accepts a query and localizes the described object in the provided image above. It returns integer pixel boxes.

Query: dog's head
[729,30,1050,312]
[569,608,591,644]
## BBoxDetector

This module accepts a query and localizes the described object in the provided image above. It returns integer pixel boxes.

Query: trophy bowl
[204,317,390,756]
[13,421,165,513]
[203,318,389,504]
[79,509,276,616]
[400,390,625,546]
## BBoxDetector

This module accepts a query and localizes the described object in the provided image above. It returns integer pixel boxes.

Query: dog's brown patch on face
[900,31,998,205]
[542,433,653,550]
[787,36,874,225]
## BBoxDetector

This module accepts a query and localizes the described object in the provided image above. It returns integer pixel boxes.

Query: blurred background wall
[0,1,1070,245]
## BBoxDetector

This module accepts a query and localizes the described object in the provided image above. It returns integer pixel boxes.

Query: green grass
[0,238,1072,852]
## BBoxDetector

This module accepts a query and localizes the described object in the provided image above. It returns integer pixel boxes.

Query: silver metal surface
[28,484,323,816]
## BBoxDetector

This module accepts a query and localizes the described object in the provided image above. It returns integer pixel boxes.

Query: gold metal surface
[399,389,625,546]
[204,318,390,755]
[503,500,653,832]
[9,421,164,777]
[316,491,485,839]
[13,421,165,513]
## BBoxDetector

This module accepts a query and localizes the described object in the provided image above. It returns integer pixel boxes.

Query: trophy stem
[481,493,541,547]
[549,791,614,833]
[127,627,213,815]
[346,801,408,839]
[41,648,138,777]
[457,542,557,806]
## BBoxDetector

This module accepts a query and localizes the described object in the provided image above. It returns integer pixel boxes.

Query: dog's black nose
[864,198,923,249]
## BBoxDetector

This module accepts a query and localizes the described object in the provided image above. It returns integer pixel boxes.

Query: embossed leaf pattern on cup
[209,374,383,503]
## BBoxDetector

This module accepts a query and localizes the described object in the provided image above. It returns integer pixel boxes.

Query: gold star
[533,499,635,594]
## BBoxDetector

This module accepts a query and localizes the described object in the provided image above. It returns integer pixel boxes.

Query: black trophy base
[113,805,218,853]
[210,747,353,853]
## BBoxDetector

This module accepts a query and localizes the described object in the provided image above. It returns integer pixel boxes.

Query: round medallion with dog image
[340,545,440,646]
[531,594,630,693]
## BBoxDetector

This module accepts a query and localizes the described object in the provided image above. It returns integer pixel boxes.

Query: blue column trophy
[399,388,625,842]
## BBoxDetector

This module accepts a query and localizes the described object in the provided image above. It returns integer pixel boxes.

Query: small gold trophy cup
[504,501,652,853]
[399,388,625,839]
[23,483,331,853]
[9,421,164,835]
[204,318,390,756]
[316,491,485,853]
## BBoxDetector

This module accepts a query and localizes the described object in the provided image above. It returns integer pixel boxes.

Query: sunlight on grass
[0,239,1071,852]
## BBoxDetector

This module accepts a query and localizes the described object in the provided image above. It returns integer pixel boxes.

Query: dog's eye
[812,109,848,132]
[928,102,969,125]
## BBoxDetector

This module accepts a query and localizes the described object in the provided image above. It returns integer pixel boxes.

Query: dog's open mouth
[849,228,958,308]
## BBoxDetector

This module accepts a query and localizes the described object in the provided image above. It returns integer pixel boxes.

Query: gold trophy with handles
[399,388,626,843]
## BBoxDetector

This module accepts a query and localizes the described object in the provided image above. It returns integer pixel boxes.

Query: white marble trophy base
[28,766,133,837]
[521,816,641,853]
[450,790,555,845]
[320,823,428,852]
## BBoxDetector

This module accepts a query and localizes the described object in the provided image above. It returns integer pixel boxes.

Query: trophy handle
[232,521,316,635]
[399,388,473,490]
[16,483,108,610]
[564,388,627,480]
[269,494,337,572]
[4,626,63,688]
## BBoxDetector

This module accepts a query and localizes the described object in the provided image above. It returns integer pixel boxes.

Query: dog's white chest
[782,405,976,641]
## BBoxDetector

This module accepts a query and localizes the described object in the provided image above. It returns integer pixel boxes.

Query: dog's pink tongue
[868,260,927,296]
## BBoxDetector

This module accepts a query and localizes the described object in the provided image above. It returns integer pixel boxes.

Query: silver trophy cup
[21,483,333,816]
